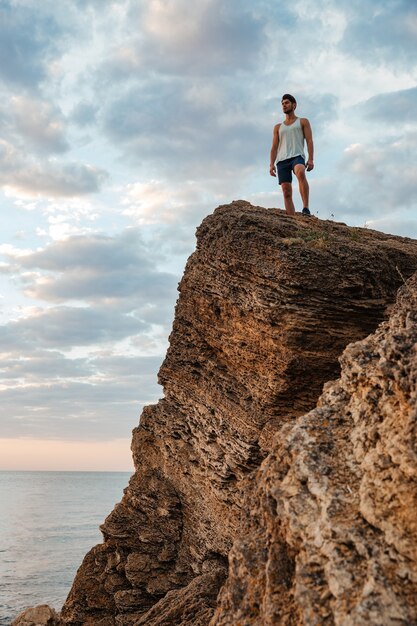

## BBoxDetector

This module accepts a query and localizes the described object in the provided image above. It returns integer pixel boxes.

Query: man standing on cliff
[269,94,314,216]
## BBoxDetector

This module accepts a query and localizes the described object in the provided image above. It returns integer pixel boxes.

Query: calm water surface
[0,471,132,625]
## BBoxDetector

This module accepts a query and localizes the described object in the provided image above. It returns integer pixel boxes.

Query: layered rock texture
[213,272,417,626]
[54,201,417,624]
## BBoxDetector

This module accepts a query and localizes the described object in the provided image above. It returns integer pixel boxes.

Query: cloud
[11,96,69,154]
[340,0,417,68]
[4,230,179,307]
[364,216,417,238]
[75,1,271,182]
[0,222,176,443]
[0,350,94,381]
[0,139,108,197]
[340,134,417,211]
[305,128,417,227]
[70,101,99,127]
[0,349,162,385]
[354,86,417,122]
[0,375,160,440]
[105,0,264,77]
[2,306,147,349]
[102,77,269,181]
[0,3,62,88]
[0,346,163,441]
[121,179,211,225]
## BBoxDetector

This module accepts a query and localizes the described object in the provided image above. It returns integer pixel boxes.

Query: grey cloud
[11,96,70,154]
[115,0,264,77]
[81,2,337,179]
[132,301,177,326]
[0,349,161,386]
[2,306,147,349]
[364,216,417,239]
[0,350,94,381]
[13,230,178,305]
[26,269,176,303]
[15,161,108,197]
[297,94,339,135]
[0,342,163,441]
[340,0,417,67]
[339,133,417,211]
[308,177,369,222]
[0,140,108,196]
[70,101,99,127]
[102,78,269,175]
[0,376,160,440]
[19,229,154,273]
[0,4,62,89]
[308,129,417,224]
[92,354,163,378]
[354,87,417,122]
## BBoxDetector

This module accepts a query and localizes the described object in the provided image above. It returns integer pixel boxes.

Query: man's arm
[269,124,280,177]
[301,118,314,171]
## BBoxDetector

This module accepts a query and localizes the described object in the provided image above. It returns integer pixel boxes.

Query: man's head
[281,94,296,113]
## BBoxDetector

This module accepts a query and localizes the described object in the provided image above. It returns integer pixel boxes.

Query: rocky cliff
[212,270,417,626]
[15,201,417,625]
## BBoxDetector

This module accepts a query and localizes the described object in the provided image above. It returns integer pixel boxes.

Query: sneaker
[302,208,311,216]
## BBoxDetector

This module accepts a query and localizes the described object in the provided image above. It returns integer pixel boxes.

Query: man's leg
[294,164,309,210]
[281,182,295,215]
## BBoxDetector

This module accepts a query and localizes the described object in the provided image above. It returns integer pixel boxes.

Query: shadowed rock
[58,201,417,625]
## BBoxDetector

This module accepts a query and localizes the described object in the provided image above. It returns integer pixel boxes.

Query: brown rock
[12,604,61,626]
[212,272,417,625]
[59,202,417,624]
[116,568,227,626]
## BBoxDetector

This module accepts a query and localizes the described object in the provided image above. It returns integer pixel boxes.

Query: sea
[0,471,132,625]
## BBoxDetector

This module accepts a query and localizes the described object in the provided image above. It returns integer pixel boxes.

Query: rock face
[12,604,61,626]
[60,202,417,625]
[212,272,417,626]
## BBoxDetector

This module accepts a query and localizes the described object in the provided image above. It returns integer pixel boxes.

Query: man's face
[282,99,295,113]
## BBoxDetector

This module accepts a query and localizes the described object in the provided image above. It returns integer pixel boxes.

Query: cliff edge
[17,201,417,625]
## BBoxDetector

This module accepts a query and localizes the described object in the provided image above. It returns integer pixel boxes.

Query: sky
[0,0,416,470]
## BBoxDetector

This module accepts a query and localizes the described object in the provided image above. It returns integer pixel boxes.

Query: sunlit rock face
[212,272,417,626]
[12,604,60,626]
[59,202,417,625]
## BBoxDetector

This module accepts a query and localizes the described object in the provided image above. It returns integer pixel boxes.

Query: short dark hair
[281,93,296,104]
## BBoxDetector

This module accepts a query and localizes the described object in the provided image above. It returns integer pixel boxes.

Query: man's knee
[294,166,306,182]
[281,183,292,198]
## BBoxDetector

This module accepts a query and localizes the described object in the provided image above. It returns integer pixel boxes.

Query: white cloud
[121,180,206,225]
[11,95,69,154]
[340,134,417,212]
[127,0,264,75]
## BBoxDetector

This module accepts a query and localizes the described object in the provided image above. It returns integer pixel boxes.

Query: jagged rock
[59,202,417,624]
[117,567,227,625]
[12,604,61,626]
[212,272,417,625]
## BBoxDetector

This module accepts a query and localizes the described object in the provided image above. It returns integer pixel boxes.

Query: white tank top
[276,117,305,162]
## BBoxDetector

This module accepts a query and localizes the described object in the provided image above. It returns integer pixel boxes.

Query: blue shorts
[277,155,305,184]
